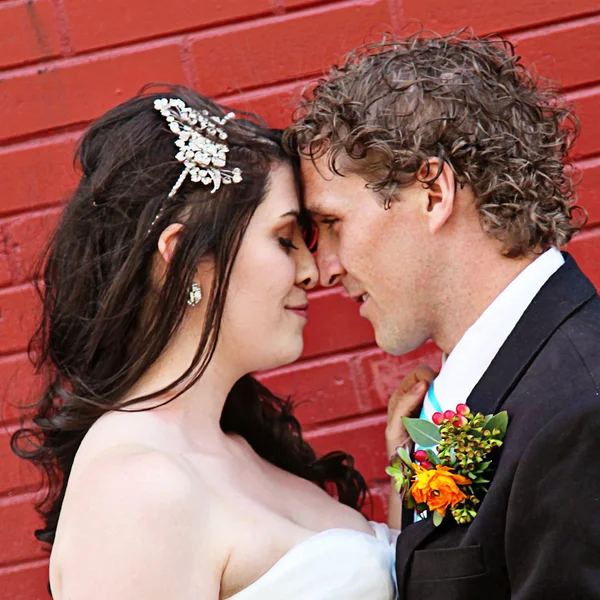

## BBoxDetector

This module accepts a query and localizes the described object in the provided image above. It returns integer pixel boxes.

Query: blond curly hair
[285,31,586,257]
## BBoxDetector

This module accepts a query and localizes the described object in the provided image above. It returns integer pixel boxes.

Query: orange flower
[411,464,472,517]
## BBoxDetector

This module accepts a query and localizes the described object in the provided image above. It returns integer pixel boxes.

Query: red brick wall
[0,1,598,597]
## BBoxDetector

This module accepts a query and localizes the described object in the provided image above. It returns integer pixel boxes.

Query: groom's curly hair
[284,30,586,258]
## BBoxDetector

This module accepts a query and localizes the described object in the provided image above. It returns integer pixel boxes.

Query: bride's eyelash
[279,237,299,251]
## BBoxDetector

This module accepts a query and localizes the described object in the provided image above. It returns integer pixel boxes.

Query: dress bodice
[228,521,397,599]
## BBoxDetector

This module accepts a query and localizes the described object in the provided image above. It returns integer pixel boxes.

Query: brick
[227,80,308,129]
[0,137,77,216]
[578,158,600,227]
[4,209,62,283]
[0,493,46,564]
[570,87,600,160]
[257,353,363,427]
[63,0,271,53]
[568,230,600,289]
[302,287,375,358]
[0,353,41,424]
[402,0,600,36]
[0,560,50,600]
[0,427,42,496]
[0,252,12,287]
[0,44,188,143]
[190,0,391,97]
[306,414,388,483]
[0,0,62,70]
[513,17,600,90]
[354,342,443,412]
[363,483,389,522]
[0,285,40,355]
[281,0,327,8]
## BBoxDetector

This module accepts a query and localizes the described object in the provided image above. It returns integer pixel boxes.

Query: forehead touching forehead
[300,154,363,217]
[255,161,300,222]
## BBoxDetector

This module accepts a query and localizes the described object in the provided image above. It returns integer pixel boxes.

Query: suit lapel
[396,254,597,593]
[466,254,597,416]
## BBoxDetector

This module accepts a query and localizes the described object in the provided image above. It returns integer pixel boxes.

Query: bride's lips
[285,303,309,320]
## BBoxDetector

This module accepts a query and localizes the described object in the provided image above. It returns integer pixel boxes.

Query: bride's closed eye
[279,236,299,251]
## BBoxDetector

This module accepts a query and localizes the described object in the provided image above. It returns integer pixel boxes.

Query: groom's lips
[349,292,367,303]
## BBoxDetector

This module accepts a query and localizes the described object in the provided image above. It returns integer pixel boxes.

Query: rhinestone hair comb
[154,97,243,198]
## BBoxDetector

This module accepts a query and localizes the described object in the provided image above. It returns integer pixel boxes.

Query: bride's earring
[187,283,202,306]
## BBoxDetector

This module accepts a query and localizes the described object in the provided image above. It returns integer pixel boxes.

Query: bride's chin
[262,338,304,371]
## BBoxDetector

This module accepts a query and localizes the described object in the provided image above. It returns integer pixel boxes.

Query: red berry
[443,410,456,421]
[454,414,467,428]
[420,461,434,470]
[414,450,428,462]
[432,412,444,425]
[456,403,470,415]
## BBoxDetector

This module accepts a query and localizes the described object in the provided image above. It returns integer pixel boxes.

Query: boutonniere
[386,404,508,526]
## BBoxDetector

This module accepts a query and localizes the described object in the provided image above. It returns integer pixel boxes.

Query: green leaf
[402,417,441,448]
[484,411,508,437]
[426,449,441,465]
[433,511,445,527]
[398,446,413,466]
[385,466,402,479]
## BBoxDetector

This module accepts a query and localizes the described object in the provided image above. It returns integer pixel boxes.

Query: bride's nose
[296,245,318,290]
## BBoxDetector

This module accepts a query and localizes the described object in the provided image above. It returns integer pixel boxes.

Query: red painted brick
[0,0,62,70]
[513,17,600,90]
[0,353,40,424]
[190,0,391,97]
[403,0,600,36]
[0,252,12,287]
[227,79,308,129]
[281,0,327,7]
[0,285,40,355]
[0,493,46,564]
[0,560,50,600]
[5,209,61,283]
[306,414,388,483]
[0,137,77,216]
[578,158,600,227]
[64,0,271,53]
[0,44,188,143]
[258,353,363,427]
[0,427,41,496]
[364,483,389,522]
[570,87,600,160]
[302,287,375,358]
[568,230,600,289]
[354,342,443,412]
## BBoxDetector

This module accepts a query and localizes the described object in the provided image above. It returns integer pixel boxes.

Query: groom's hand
[385,365,436,457]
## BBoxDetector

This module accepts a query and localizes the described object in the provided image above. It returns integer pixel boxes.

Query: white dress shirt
[421,247,565,420]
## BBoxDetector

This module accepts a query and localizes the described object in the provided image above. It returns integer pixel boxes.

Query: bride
[11,85,423,599]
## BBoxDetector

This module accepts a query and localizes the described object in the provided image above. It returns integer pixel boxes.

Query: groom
[285,32,600,599]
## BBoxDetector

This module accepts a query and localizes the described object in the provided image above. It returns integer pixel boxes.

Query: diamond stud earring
[187,283,202,306]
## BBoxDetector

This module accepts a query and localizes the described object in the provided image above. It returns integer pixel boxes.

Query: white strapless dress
[228,521,398,599]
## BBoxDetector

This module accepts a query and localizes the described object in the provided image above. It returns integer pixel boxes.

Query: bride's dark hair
[11,85,368,549]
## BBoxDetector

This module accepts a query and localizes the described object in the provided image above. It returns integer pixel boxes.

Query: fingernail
[412,381,427,393]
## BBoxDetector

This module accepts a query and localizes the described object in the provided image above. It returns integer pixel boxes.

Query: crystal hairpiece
[154,97,243,198]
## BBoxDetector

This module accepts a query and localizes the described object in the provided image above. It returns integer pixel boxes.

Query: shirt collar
[432,247,565,411]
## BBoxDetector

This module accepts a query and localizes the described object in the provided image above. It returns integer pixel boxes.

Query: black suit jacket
[396,254,600,600]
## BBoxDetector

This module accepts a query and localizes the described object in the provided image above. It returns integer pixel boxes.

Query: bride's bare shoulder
[51,443,224,599]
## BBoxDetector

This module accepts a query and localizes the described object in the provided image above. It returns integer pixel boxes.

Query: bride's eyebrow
[279,210,300,220]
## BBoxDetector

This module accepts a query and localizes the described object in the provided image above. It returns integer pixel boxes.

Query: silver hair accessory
[149,97,243,231]
[187,282,202,307]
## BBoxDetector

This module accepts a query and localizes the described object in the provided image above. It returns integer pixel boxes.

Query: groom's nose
[316,243,346,288]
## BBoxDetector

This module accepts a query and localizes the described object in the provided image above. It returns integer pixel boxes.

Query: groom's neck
[431,244,536,356]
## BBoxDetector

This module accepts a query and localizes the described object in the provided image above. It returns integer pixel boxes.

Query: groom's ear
[418,159,456,234]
